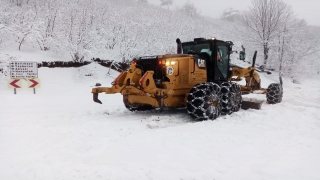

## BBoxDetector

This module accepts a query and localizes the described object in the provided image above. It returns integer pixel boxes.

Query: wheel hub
[208,94,219,107]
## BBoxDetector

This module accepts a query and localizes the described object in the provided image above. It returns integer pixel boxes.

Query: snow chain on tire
[266,83,283,104]
[220,82,242,115]
[186,82,221,121]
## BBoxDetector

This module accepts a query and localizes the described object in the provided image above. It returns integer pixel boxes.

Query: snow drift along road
[1,60,320,180]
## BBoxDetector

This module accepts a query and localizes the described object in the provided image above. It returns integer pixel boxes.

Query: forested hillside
[0,0,319,82]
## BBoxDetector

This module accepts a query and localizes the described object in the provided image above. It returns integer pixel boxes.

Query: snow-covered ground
[1,49,320,180]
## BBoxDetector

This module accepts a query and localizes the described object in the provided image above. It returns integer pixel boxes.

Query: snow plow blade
[241,100,264,110]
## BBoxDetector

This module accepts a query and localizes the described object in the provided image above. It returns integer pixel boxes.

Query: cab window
[217,46,229,79]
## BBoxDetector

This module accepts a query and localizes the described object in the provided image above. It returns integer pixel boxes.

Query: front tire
[220,82,242,115]
[186,82,221,121]
[266,83,283,104]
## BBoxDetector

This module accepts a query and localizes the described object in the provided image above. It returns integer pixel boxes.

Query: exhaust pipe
[176,38,182,54]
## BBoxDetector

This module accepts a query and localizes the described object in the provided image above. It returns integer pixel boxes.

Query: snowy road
[1,66,320,180]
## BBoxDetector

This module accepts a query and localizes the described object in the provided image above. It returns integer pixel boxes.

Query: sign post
[8,79,22,94]
[27,78,41,94]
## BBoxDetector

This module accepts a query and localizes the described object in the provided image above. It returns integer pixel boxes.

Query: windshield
[182,43,211,55]
[188,43,210,54]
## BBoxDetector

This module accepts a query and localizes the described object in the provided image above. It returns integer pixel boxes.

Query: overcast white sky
[149,0,320,26]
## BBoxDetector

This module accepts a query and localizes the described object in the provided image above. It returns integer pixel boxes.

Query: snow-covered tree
[137,0,148,3]
[179,2,200,17]
[57,0,101,62]
[241,0,293,66]
[160,0,173,9]
[34,0,61,51]
[274,19,320,82]
[221,8,241,22]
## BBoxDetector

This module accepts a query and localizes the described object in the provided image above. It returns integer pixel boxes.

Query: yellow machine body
[92,54,265,109]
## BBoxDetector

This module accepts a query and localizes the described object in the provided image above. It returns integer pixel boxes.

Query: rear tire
[266,83,283,104]
[220,82,242,115]
[186,82,221,121]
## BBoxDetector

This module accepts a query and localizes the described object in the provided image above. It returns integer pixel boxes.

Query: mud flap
[93,93,102,104]
[241,100,263,110]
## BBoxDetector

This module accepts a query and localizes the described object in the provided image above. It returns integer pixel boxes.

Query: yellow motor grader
[91,38,283,120]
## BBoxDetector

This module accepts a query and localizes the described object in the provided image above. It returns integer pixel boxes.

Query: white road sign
[10,61,38,79]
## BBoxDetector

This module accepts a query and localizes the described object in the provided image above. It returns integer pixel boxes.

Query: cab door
[214,42,231,81]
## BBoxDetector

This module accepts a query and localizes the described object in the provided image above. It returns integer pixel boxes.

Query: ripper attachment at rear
[92,37,283,120]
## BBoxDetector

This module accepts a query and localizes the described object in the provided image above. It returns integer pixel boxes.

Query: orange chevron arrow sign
[27,78,41,88]
[8,79,22,88]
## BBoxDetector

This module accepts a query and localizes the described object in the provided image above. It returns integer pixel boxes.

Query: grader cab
[92,38,283,120]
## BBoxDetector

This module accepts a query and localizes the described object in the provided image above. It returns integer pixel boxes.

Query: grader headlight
[163,60,176,66]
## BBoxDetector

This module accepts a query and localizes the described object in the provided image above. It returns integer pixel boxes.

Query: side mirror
[239,51,246,61]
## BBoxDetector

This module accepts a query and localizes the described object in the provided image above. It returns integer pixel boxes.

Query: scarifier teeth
[93,93,102,104]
